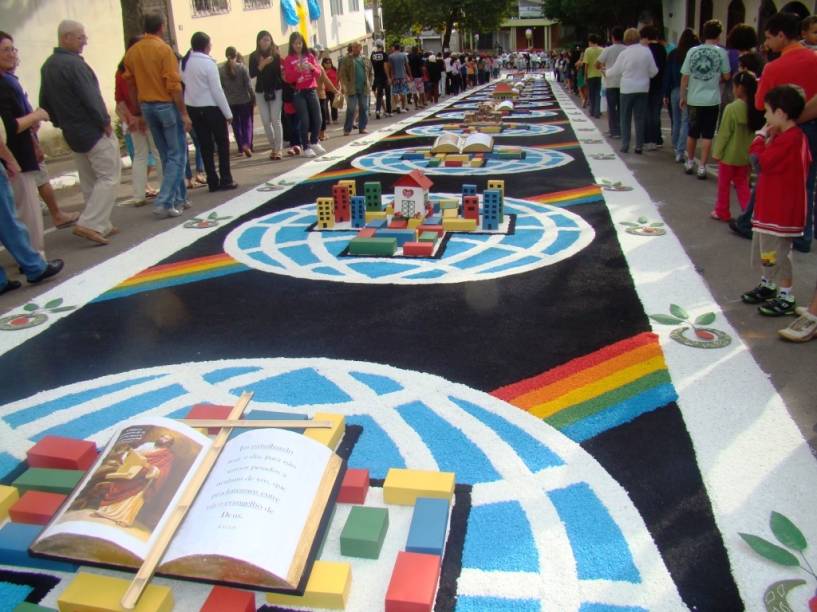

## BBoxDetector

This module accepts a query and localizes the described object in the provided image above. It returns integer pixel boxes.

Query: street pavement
[1,88,814,455]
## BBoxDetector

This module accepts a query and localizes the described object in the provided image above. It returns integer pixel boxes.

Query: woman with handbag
[283,32,324,158]
[248,30,284,160]
[219,46,254,157]
[317,56,339,141]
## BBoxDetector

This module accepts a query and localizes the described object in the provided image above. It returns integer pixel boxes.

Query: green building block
[363,182,382,211]
[419,231,438,243]
[426,158,441,167]
[14,603,57,612]
[348,237,397,256]
[12,468,84,495]
[340,506,389,559]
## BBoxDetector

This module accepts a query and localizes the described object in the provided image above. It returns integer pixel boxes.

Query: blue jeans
[606,88,620,136]
[141,102,187,210]
[184,128,205,179]
[293,88,321,148]
[0,165,45,285]
[670,87,688,156]
[587,77,602,118]
[797,120,817,245]
[345,93,370,133]
[620,92,647,152]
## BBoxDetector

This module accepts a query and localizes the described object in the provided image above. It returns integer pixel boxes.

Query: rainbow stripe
[492,332,677,442]
[529,185,603,207]
[305,167,372,184]
[94,253,248,302]
[533,141,580,150]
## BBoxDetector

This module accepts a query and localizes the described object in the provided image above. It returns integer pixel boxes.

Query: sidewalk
[567,88,817,456]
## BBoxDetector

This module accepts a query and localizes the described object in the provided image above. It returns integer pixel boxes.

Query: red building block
[357,228,376,238]
[26,436,97,471]
[9,490,66,525]
[186,404,233,434]
[388,218,408,229]
[462,195,479,220]
[403,242,435,257]
[443,160,462,167]
[418,224,444,236]
[385,551,441,612]
[200,585,255,612]
[337,468,370,504]
[333,185,352,222]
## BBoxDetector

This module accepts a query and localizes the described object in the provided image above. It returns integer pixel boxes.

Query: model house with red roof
[393,170,434,218]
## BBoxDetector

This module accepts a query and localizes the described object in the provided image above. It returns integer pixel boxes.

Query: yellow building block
[385,205,394,215]
[0,485,19,521]
[383,468,455,506]
[57,572,173,612]
[481,126,502,134]
[305,412,345,449]
[470,159,484,168]
[435,153,447,159]
[438,198,459,210]
[266,560,351,609]
[442,208,458,219]
[338,180,356,196]
[443,218,477,231]
[487,180,505,196]
[446,154,469,163]
[365,211,388,221]
[407,218,422,230]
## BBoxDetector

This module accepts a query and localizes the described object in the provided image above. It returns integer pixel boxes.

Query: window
[191,0,230,17]
[331,0,344,16]
[243,0,271,9]
[349,0,360,11]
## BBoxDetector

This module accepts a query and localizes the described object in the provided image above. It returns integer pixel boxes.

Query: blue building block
[406,497,450,556]
[351,196,366,228]
[461,184,477,196]
[366,219,388,229]
[0,523,77,572]
[401,152,427,160]
[484,189,504,223]
[375,229,417,247]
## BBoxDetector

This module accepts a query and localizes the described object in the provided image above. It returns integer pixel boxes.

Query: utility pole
[372,0,383,38]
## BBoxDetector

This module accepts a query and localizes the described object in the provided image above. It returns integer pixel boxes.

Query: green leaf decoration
[739,533,800,566]
[669,304,689,320]
[620,222,638,227]
[649,314,685,325]
[23,303,38,312]
[208,212,218,219]
[44,298,63,309]
[48,306,76,313]
[694,312,716,326]
[763,579,806,612]
[650,222,665,227]
[770,512,807,551]
[638,216,648,224]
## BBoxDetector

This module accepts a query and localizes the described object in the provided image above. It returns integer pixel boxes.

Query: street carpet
[0,74,815,612]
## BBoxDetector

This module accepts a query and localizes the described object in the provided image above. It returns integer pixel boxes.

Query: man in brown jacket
[339,43,373,135]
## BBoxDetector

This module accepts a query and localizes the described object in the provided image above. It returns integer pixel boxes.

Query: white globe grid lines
[405,123,564,138]
[436,110,558,121]
[0,358,685,610]
[451,101,555,109]
[223,195,595,285]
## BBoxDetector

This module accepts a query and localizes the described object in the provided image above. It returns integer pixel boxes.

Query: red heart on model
[402,188,414,197]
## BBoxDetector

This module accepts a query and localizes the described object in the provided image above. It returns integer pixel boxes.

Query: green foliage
[544,0,663,38]
[669,304,689,320]
[739,533,801,567]
[770,512,808,552]
[694,313,716,326]
[649,314,684,325]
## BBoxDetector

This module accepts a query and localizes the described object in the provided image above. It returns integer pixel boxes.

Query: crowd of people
[562,12,817,342]
[0,12,506,297]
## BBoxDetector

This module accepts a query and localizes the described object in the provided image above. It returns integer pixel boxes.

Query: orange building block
[337,468,369,504]
[385,551,442,612]
[357,228,376,238]
[9,490,66,525]
[388,218,408,229]
[443,160,462,167]
[186,404,233,434]
[26,436,97,471]
[200,585,255,612]
[402,242,435,257]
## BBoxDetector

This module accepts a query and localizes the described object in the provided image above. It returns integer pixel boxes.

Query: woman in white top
[604,28,658,154]
[181,32,236,192]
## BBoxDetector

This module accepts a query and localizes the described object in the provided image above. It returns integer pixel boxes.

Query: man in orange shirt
[123,13,191,218]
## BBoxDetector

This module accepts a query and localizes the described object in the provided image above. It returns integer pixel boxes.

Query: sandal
[145,187,159,199]
[54,211,80,229]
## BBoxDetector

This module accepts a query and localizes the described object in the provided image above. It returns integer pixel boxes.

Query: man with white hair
[40,20,120,245]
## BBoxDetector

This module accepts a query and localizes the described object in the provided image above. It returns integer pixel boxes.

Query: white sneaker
[697,164,707,180]
[684,159,695,175]
[674,151,684,163]
[303,148,317,158]
[311,143,326,155]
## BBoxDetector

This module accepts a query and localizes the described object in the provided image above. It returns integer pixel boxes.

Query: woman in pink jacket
[283,32,324,158]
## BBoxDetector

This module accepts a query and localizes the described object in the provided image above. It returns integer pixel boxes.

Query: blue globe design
[0,358,684,610]
[222,194,595,285]
[452,101,554,109]
[351,146,571,176]
[436,110,557,120]
[405,124,564,138]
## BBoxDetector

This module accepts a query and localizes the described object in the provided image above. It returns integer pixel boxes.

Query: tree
[382,0,515,51]
[544,0,663,40]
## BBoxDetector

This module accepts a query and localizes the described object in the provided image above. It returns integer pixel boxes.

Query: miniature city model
[492,82,520,101]
[312,170,513,259]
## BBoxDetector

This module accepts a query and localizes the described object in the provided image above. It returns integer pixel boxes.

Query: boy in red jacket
[741,84,811,316]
